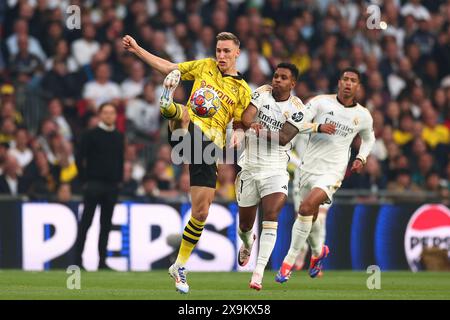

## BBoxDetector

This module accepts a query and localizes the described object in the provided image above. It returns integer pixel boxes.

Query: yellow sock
[161,102,183,120]
[175,216,205,266]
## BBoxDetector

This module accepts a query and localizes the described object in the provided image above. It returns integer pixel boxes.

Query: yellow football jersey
[178,58,251,147]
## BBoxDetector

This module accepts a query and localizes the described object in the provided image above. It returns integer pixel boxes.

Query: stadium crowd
[0,0,448,203]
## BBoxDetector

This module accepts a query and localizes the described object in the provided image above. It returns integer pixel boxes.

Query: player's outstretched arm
[241,104,258,129]
[122,35,177,75]
[259,122,335,146]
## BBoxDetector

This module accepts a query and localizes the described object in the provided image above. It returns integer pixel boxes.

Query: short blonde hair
[216,32,240,48]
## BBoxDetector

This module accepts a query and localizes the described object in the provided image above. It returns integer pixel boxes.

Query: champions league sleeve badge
[291,112,304,122]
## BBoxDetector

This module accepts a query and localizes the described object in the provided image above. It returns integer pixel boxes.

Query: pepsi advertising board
[0,200,448,271]
[404,204,450,271]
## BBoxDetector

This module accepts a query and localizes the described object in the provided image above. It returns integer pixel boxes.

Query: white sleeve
[286,97,319,134]
[250,85,269,110]
[356,113,376,163]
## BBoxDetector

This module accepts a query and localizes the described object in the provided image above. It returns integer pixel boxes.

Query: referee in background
[75,103,124,270]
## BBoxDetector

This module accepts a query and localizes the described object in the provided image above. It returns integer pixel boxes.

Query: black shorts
[168,122,220,188]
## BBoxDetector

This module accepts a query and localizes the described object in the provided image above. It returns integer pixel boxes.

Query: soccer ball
[190,87,221,118]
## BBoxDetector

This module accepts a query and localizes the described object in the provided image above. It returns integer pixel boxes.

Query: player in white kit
[273,67,376,282]
[290,134,330,275]
[234,63,336,290]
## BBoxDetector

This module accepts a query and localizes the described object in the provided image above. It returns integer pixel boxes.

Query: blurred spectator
[41,58,80,105]
[0,118,17,144]
[421,108,449,149]
[41,21,64,58]
[6,19,46,62]
[387,168,420,192]
[23,150,59,200]
[424,170,444,193]
[121,160,138,198]
[82,63,121,111]
[0,154,25,196]
[121,60,147,100]
[124,144,146,182]
[412,152,435,187]
[384,101,401,128]
[157,142,185,184]
[237,37,271,77]
[246,66,269,91]
[47,98,73,141]
[138,174,162,202]
[46,132,77,185]
[407,137,429,167]
[387,57,416,99]
[291,41,311,76]
[401,0,430,21]
[371,124,392,162]
[126,81,160,141]
[56,183,72,203]
[151,159,175,191]
[71,23,100,68]
[0,100,23,126]
[8,127,33,169]
[176,171,191,202]
[0,84,16,104]
[45,39,78,73]
[194,26,215,60]
[393,113,415,146]
[343,156,387,192]
[36,118,58,156]
[10,34,44,84]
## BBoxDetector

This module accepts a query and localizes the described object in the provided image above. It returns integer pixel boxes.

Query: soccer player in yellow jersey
[123,32,251,293]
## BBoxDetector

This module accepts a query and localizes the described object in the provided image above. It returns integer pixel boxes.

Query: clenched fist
[122,35,139,54]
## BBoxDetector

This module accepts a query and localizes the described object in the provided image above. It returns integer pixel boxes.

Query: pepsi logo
[404,204,450,272]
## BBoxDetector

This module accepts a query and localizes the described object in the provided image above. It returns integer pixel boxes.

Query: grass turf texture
[0,270,449,300]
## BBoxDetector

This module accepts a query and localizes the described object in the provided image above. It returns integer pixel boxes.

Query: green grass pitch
[0,270,449,300]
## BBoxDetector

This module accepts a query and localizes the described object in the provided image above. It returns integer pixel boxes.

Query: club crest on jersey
[291,112,304,122]
[353,117,359,126]
[251,91,260,100]
[231,86,238,94]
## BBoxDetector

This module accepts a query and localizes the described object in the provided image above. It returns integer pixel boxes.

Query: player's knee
[263,211,278,222]
[299,201,317,216]
[192,211,208,222]
[192,202,212,221]
[239,221,253,232]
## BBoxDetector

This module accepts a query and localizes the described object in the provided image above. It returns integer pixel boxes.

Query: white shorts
[235,169,289,207]
[293,168,341,209]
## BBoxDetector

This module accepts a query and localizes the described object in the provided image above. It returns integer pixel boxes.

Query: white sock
[309,219,322,257]
[254,221,278,276]
[284,215,313,265]
[238,227,254,249]
[296,242,309,266]
[318,211,327,251]
[308,211,327,257]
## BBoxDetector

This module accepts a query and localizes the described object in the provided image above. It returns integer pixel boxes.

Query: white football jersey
[295,94,375,178]
[238,85,307,173]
